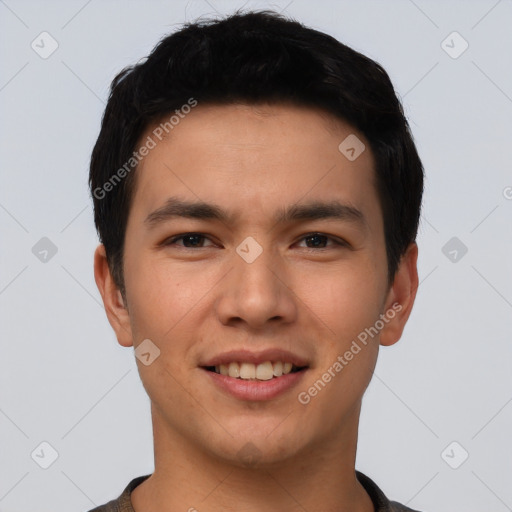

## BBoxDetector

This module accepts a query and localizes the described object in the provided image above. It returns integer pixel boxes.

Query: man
[89,10,423,512]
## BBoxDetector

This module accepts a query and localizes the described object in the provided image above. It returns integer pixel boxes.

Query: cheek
[123,255,199,341]
[298,273,382,418]
[299,262,385,339]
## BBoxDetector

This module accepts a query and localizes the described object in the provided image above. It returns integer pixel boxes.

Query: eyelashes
[161,232,349,250]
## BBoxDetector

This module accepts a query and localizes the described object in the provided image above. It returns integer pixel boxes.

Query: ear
[380,242,419,347]
[93,244,134,347]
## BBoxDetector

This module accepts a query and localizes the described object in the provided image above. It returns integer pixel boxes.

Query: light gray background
[1,0,511,511]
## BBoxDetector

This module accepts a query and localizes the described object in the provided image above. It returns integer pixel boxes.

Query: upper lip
[200,348,309,368]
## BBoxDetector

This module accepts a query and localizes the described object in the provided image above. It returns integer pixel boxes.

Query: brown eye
[163,233,214,248]
[304,234,329,248]
[297,233,347,249]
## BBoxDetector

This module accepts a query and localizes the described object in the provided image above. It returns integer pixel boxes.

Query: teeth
[228,362,240,378]
[240,362,256,379]
[273,361,283,377]
[256,361,274,380]
[214,361,302,380]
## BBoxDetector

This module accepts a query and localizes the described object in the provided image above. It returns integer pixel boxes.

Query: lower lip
[203,368,307,401]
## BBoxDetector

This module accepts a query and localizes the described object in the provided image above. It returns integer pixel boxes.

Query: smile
[205,361,305,381]
[200,349,310,400]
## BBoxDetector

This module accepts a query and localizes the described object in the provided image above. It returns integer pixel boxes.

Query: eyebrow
[144,196,366,229]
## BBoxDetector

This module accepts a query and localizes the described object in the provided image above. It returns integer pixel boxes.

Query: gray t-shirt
[87,471,421,511]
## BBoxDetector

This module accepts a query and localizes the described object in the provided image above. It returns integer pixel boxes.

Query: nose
[214,244,298,331]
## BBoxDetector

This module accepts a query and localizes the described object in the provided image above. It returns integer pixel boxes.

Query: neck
[131,403,374,512]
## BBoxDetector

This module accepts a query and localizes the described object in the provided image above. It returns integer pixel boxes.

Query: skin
[94,103,418,512]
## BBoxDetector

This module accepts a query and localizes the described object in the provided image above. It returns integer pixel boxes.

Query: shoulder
[356,471,424,512]
[389,501,422,512]
[85,475,151,512]
[86,498,118,512]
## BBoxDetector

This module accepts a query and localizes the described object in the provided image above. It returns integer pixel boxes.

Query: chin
[203,424,311,469]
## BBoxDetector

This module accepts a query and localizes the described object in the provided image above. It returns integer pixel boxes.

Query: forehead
[129,102,378,226]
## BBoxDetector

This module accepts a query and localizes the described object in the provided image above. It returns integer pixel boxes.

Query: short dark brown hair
[89,10,424,296]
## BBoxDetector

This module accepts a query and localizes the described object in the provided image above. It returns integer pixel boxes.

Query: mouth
[199,349,310,400]
[203,361,308,381]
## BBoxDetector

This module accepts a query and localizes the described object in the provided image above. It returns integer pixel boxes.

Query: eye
[162,233,216,248]
[161,232,348,250]
[296,233,347,249]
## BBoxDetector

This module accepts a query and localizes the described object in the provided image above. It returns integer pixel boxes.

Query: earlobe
[93,244,134,347]
[380,242,419,347]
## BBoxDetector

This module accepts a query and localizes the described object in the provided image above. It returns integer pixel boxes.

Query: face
[96,103,417,468]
